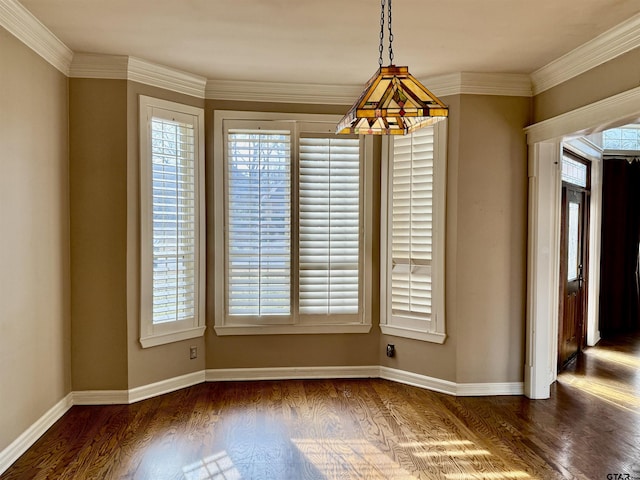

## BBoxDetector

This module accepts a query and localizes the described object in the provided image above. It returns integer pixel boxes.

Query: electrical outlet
[386,344,395,358]
[190,346,197,359]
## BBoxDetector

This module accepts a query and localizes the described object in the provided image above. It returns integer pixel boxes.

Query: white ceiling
[19,0,640,86]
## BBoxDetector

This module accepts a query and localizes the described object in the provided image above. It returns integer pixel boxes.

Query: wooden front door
[558,185,589,369]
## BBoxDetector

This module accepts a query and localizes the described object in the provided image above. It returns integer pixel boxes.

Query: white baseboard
[379,366,458,395]
[456,382,524,396]
[205,365,379,382]
[1,366,525,475]
[73,390,129,405]
[128,371,205,403]
[0,393,73,474]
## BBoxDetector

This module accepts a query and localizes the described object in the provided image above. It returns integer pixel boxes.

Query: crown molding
[0,0,72,75]
[205,72,532,105]
[127,57,207,98]
[532,13,640,96]
[69,53,129,79]
[69,54,207,98]
[205,79,363,105]
[525,85,640,144]
[426,72,532,98]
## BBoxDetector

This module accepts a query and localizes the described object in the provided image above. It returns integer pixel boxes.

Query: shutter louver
[227,129,291,316]
[151,118,197,324]
[391,127,434,318]
[299,136,360,315]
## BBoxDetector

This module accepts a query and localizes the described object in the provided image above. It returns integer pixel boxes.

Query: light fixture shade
[336,65,448,135]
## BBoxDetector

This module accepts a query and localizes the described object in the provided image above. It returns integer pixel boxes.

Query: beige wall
[534,47,640,123]
[126,82,207,388]
[454,95,530,383]
[69,79,129,390]
[0,28,70,451]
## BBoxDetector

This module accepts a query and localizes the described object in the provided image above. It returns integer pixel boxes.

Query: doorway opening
[558,151,591,371]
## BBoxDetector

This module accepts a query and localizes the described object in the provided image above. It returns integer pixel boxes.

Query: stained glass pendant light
[337,0,448,135]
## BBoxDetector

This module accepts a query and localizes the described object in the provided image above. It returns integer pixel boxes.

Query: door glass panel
[568,202,579,281]
[561,156,587,187]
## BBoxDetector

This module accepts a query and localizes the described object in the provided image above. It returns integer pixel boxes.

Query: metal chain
[388,0,394,64]
[379,0,385,67]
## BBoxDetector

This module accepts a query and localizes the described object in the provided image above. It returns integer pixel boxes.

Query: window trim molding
[212,110,373,336]
[379,120,448,343]
[139,95,206,348]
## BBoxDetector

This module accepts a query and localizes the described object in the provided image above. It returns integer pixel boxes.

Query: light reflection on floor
[182,451,242,480]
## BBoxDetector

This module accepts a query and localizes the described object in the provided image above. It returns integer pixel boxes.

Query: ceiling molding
[69,53,128,79]
[0,0,72,75]
[531,13,640,96]
[205,79,362,105]
[69,54,207,98]
[525,85,640,144]
[205,72,532,105]
[127,57,207,99]
[426,72,532,98]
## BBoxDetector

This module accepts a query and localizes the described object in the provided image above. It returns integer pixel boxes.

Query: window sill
[140,325,206,348]
[380,324,446,344]
[214,323,372,336]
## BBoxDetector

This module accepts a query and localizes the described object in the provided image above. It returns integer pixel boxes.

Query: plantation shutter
[299,136,361,315]
[150,115,197,324]
[226,128,292,316]
[391,126,434,319]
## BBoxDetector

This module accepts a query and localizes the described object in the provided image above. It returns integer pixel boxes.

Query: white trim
[139,96,206,348]
[69,54,207,98]
[69,53,129,79]
[128,371,205,403]
[0,393,73,474]
[532,13,640,95]
[456,382,525,396]
[140,326,206,348]
[525,85,640,145]
[214,324,372,336]
[426,72,532,98]
[379,367,457,396]
[0,0,73,75]
[206,72,532,104]
[205,366,379,382]
[72,390,129,406]
[525,142,562,399]
[1,367,527,473]
[205,79,362,105]
[379,325,446,344]
[128,57,207,98]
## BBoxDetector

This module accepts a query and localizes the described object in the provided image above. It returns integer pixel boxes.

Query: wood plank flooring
[2,333,639,479]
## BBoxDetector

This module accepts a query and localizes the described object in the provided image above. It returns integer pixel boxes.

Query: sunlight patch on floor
[413,449,491,458]
[444,472,530,479]
[585,348,640,369]
[399,440,475,448]
[292,438,419,479]
[182,451,242,480]
[559,372,640,412]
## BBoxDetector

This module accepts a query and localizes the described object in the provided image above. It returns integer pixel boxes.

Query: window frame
[139,95,206,348]
[380,120,448,343]
[213,110,373,336]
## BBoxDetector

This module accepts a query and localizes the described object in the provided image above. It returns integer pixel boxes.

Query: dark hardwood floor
[2,333,639,479]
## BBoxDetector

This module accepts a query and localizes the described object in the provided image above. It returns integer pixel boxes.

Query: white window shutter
[226,129,292,316]
[299,136,361,315]
[391,127,434,319]
[150,117,197,324]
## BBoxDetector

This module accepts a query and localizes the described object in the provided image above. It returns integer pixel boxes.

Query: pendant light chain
[378,0,385,67]
[388,0,394,64]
